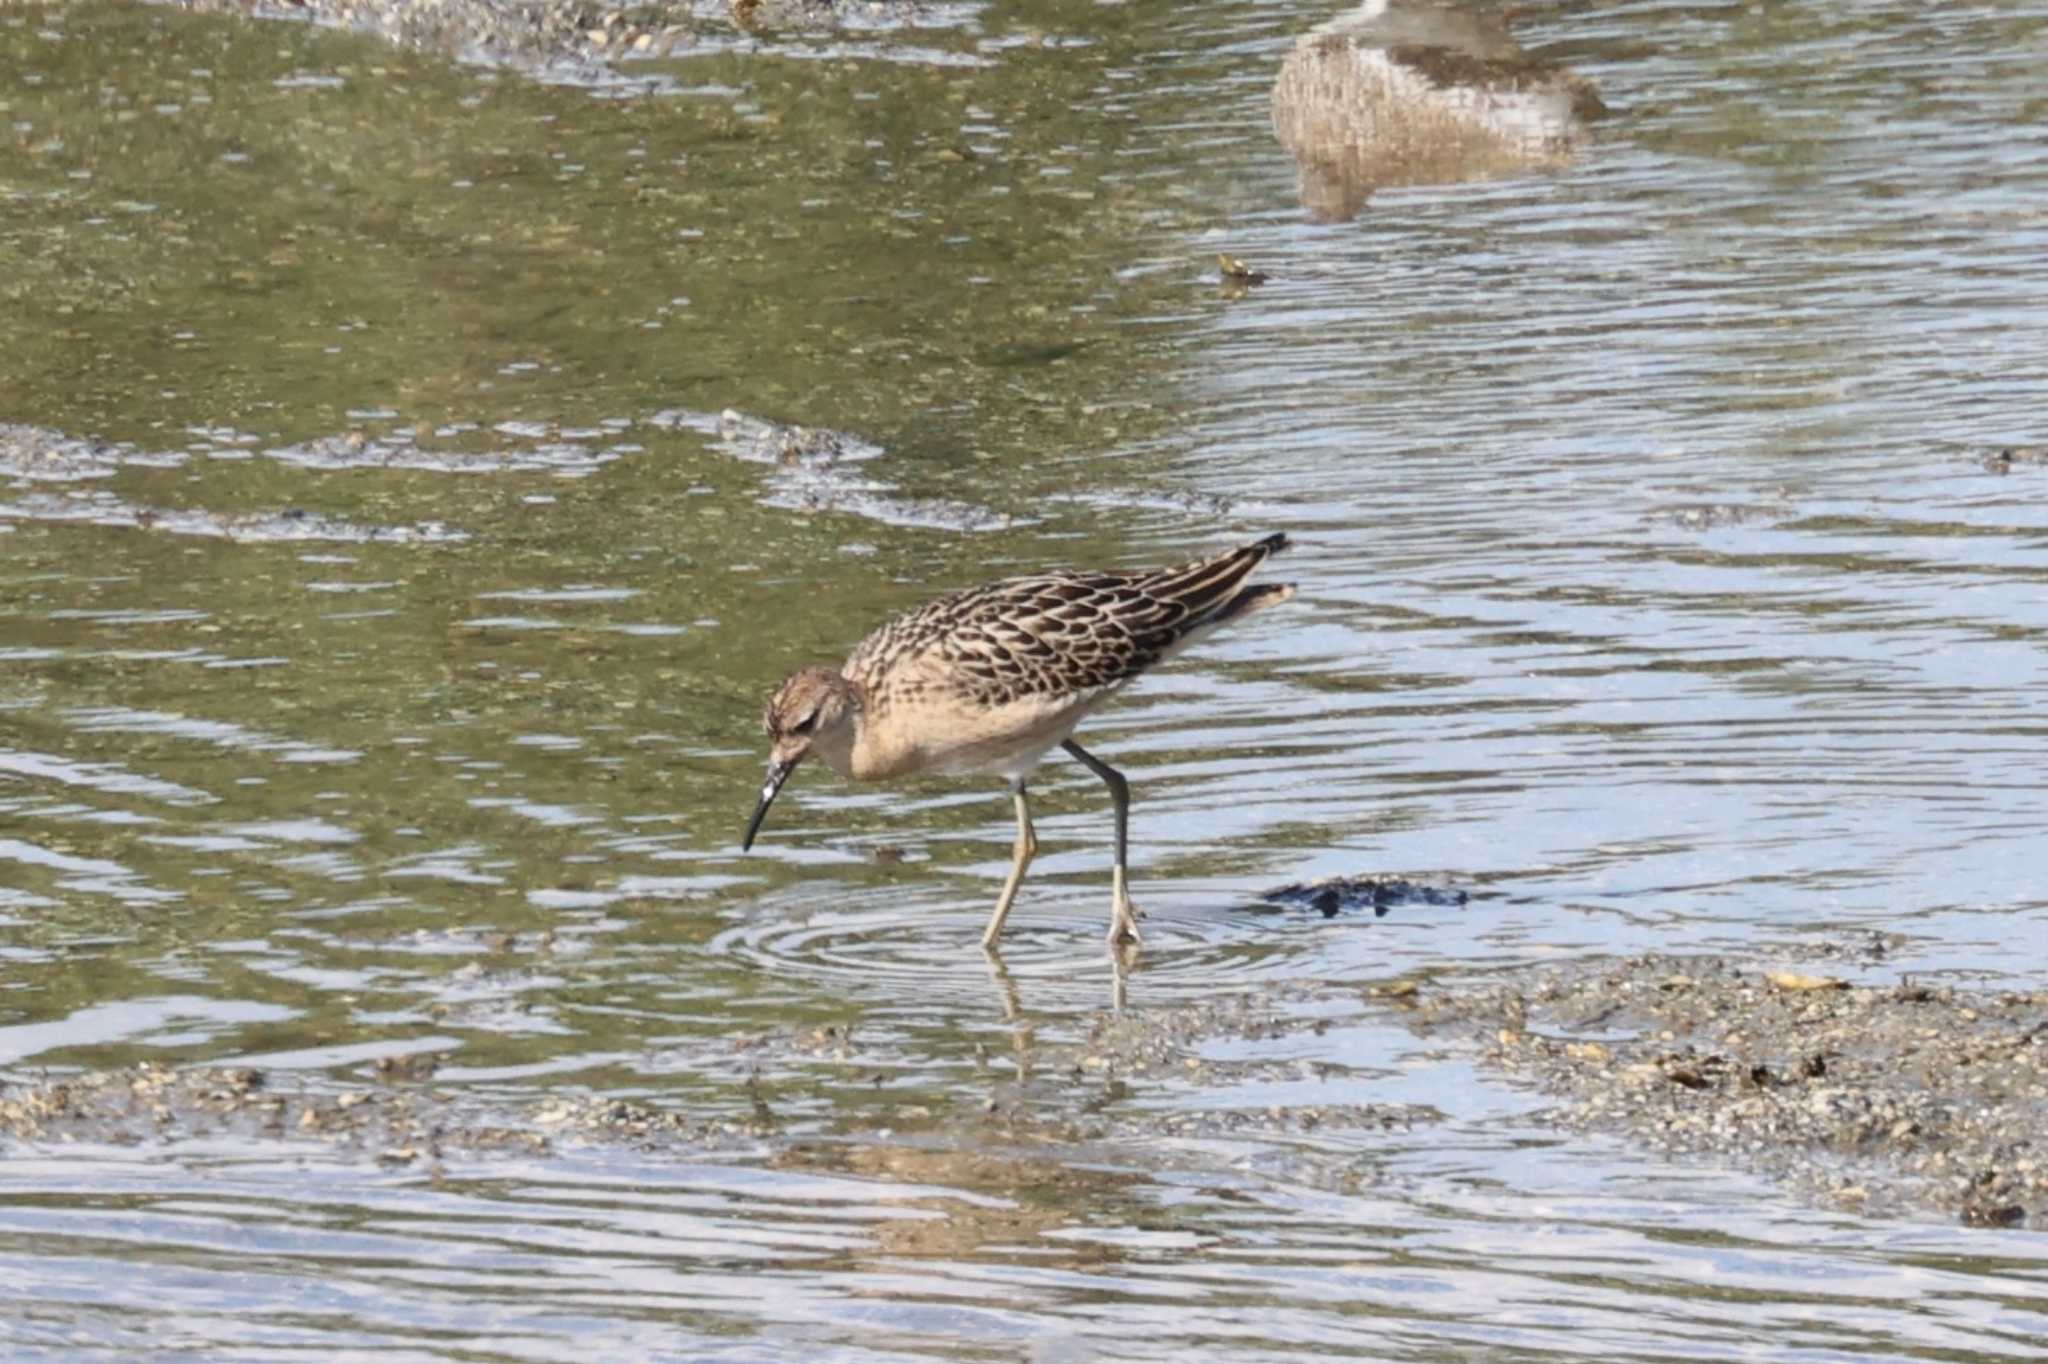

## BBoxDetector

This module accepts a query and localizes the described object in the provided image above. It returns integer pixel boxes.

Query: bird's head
[742,666,860,851]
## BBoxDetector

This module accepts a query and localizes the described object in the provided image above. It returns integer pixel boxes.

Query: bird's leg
[982,947,1023,1022]
[1061,739,1141,946]
[981,780,1037,950]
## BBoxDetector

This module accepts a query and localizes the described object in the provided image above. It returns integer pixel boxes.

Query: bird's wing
[848,535,1287,709]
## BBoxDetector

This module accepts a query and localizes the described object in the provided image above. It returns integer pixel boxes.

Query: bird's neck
[838,677,924,781]
[815,675,880,780]
[848,723,918,781]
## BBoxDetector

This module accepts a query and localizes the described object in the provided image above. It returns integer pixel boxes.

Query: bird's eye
[791,713,818,736]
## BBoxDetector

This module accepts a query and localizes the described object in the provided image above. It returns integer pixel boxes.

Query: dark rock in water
[1271,0,1604,221]
[1960,1195,2027,1229]
[1261,875,1470,918]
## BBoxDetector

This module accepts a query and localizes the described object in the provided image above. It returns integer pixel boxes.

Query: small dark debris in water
[746,1071,778,1128]
[1665,1063,1713,1090]
[1962,1171,2028,1228]
[1980,446,2045,475]
[1961,1200,2027,1229]
[1080,1079,1129,1115]
[1217,253,1269,288]
[375,1053,441,1083]
[1260,875,1468,918]
[1654,503,1779,531]
[872,845,907,865]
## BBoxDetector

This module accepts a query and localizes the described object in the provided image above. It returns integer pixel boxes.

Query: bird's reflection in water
[980,939,1138,1028]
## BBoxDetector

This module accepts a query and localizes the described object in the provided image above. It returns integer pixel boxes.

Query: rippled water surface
[5,0,2048,1357]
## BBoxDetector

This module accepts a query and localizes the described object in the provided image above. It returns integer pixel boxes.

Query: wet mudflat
[6,0,2048,1358]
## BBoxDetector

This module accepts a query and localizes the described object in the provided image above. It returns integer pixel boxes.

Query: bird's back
[844,533,1292,714]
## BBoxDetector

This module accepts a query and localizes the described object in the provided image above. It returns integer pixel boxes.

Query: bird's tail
[1210,580,1296,626]
[1142,532,1294,624]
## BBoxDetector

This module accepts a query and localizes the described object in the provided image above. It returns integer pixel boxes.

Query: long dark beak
[741,757,796,851]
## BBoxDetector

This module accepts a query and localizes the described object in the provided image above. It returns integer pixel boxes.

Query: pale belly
[925,728,1076,783]
[854,685,1119,786]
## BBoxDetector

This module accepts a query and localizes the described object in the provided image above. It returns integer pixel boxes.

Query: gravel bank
[0,1063,773,1161]
[1406,946,2048,1228]
[13,942,2042,1231]
[133,0,920,69]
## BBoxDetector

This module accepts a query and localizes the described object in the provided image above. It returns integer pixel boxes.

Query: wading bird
[743,533,1295,950]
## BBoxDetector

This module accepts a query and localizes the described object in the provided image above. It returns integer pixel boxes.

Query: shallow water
[5,0,2048,1357]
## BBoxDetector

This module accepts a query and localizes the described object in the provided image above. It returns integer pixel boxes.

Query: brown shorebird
[741,533,1295,949]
